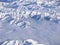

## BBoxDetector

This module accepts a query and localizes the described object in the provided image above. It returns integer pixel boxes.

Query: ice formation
[0,0,60,45]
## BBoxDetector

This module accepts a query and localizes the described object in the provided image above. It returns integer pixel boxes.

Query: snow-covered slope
[0,0,60,45]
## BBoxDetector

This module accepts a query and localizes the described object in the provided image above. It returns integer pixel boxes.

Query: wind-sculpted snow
[0,0,60,45]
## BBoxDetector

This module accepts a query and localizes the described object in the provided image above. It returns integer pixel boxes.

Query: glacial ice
[0,0,60,45]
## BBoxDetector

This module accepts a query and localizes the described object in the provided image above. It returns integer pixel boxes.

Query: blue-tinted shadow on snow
[1,14,14,23]
[44,16,51,21]
[23,41,32,45]
[0,0,16,2]
[30,15,41,21]
[3,2,19,8]
[23,2,37,6]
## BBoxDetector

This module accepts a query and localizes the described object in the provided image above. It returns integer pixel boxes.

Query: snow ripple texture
[0,0,60,45]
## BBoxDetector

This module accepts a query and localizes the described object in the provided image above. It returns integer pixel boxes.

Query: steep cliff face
[0,0,60,45]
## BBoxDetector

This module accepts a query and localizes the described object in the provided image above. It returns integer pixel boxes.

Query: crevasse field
[0,0,60,45]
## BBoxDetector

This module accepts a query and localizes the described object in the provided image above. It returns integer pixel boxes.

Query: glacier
[0,0,60,45]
